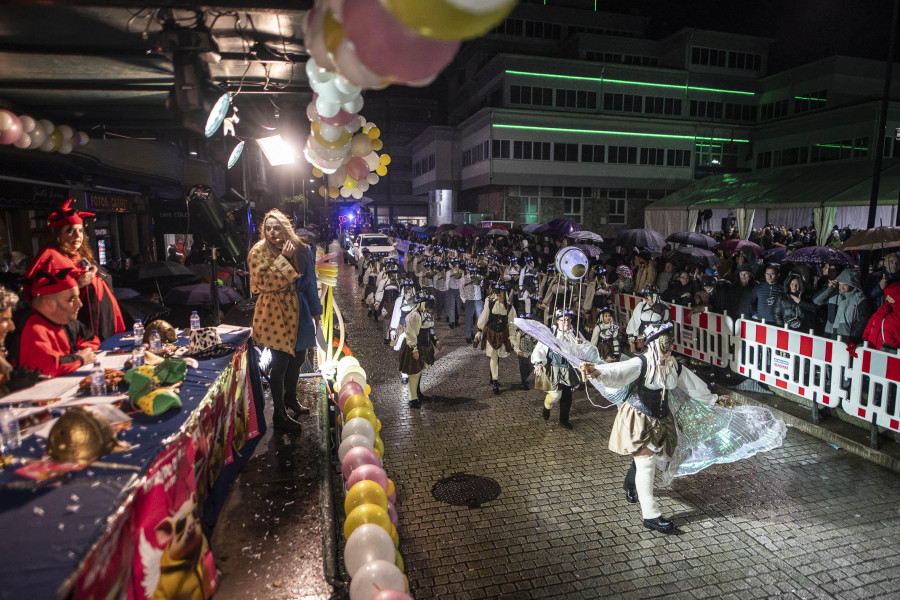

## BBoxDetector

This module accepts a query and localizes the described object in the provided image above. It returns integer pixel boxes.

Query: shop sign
[86,192,131,212]
[152,197,190,232]
[0,180,68,209]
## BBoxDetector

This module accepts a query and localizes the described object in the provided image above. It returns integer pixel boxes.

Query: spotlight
[226,137,244,169]
[257,134,295,166]
[169,52,231,138]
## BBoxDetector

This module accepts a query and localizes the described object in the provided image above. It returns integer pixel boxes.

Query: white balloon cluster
[304,57,391,202]
[0,109,90,155]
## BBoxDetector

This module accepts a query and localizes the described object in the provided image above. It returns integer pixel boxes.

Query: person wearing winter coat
[720,264,756,318]
[862,282,900,350]
[866,252,900,308]
[813,268,871,342]
[747,265,785,324]
[661,271,695,307]
[773,274,817,331]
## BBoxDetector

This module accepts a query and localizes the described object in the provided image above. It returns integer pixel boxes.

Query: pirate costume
[531,309,585,428]
[476,284,516,395]
[399,291,440,408]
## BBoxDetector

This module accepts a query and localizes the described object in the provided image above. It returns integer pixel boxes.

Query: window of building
[695,142,738,168]
[756,152,772,169]
[854,137,869,158]
[553,142,579,162]
[645,96,682,116]
[690,100,723,119]
[793,90,827,114]
[640,147,665,165]
[492,139,510,159]
[608,145,637,164]
[554,88,597,109]
[520,196,540,224]
[692,46,760,70]
[581,144,605,163]
[564,197,582,222]
[724,102,757,122]
[666,149,691,167]
[512,140,551,160]
[510,85,554,107]
[608,197,627,224]
[760,98,790,121]
[603,93,643,113]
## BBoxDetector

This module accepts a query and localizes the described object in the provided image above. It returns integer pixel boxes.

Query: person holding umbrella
[26,199,125,341]
[248,209,322,432]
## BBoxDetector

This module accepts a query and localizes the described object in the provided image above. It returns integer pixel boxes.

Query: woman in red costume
[26,199,125,341]
[863,282,900,350]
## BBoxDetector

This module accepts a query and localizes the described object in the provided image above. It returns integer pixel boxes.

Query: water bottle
[90,361,107,396]
[133,318,144,347]
[149,329,161,352]
[131,346,145,368]
[190,311,201,331]
[0,407,21,452]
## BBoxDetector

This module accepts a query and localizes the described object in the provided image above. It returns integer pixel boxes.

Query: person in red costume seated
[862,282,900,351]
[20,268,99,377]
[26,199,124,341]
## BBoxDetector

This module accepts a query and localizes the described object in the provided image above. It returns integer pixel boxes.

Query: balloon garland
[0,109,90,154]
[301,0,518,203]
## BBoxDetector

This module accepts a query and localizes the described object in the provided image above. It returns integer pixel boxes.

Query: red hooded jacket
[863,282,900,350]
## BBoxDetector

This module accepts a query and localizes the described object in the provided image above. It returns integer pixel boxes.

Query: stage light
[205,92,231,138]
[347,214,355,222]
[169,52,232,138]
[226,138,245,169]
[258,134,295,166]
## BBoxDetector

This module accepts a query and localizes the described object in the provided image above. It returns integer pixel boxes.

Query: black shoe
[409,398,421,409]
[384,338,390,345]
[559,420,573,429]
[401,375,409,384]
[625,488,638,504]
[449,322,455,329]
[285,398,309,417]
[643,516,675,533]
[273,414,302,432]
[493,382,501,395]
[521,380,530,390]
[542,407,550,421]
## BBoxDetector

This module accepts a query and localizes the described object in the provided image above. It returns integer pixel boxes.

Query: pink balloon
[371,591,414,600]
[320,107,358,127]
[346,156,369,181]
[388,489,396,504]
[339,381,365,411]
[346,463,389,492]
[343,0,460,85]
[0,110,23,145]
[386,501,398,527]
[341,445,381,480]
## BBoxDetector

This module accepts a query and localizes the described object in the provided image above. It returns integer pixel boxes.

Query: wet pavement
[212,243,900,599]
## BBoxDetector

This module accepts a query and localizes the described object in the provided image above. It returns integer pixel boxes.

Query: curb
[727,387,900,474]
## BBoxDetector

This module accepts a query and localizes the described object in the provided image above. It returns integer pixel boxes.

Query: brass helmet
[47,407,118,464]
[144,319,177,344]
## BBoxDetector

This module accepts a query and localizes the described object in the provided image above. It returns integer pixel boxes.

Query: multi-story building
[410,2,900,240]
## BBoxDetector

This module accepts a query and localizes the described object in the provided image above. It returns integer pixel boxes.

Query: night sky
[603,0,897,72]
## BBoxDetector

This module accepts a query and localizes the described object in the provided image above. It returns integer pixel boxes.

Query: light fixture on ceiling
[258,134,295,166]
[226,137,245,169]
[167,42,230,138]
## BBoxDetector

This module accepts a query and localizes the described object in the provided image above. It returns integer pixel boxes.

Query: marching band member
[531,309,585,428]
[476,283,517,395]
[399,291,442,408]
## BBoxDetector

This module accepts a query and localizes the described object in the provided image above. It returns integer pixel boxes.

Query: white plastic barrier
[669,304,735,368]
[733,319,850,408]
[611,292,639,333]
[841,344,900,433]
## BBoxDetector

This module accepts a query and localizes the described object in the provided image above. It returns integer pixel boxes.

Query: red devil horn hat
[47,199,95,228]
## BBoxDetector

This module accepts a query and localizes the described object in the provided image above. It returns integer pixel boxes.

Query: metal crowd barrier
[841,343,900,443]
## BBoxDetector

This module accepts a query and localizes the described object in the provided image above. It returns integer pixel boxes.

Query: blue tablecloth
[0,329,266,599]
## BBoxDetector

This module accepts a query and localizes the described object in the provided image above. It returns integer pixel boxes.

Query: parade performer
[390,276,419,384]
[476,283,517,395]
[580,323,786,533]
[461,263,485,345]
[512,312,538,390]
[446,258,465,329]
[531,309,585,428]
[374,265,401,344]
[27,199,125,341]
[591,306,621,361]
[625,286,669,354]
[399,291,442,408]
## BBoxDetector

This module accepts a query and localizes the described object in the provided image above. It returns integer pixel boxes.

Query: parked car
[351,233,397,266]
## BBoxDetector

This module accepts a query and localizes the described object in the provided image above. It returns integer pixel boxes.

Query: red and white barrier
[669,303,735,368]
[841,344,900,432]
[733,319,850,408]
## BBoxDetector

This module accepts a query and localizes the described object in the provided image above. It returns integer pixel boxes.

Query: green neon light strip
[506,70,754,96]
[794,96,827,101]
[493,123,749,143]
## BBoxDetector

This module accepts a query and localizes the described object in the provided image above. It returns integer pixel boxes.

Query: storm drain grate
[431,473,501,508]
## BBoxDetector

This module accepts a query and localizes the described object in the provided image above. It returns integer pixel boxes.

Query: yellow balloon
[343,176,358,190]
[345,406,377,429]
[318,185,327,197]
[371,139,384,151]
[312,122,352,150]
[375,418,382,432]
[375,165,388,177]
[387,478,395,499]
[380,153,391,166]
[323,8,345,55]
[312,167,324,177]
[328,186,340,199]
[344,480,388,515]
[342,393,373,416]
[367,126,381,140]
[390,524,399,548]
[365,384,371,395]
[382,0,517,41]
[344,503,391,539]
[373,437,384,458]
[395,550,405,573]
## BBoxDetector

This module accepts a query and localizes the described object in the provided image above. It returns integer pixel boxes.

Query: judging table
[0,326,266,600]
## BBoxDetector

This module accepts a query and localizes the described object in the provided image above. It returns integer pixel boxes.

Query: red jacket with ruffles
[19,311,100,377]
[863,283,900,350]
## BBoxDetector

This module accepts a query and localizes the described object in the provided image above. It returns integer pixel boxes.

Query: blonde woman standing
[249,209,322,432]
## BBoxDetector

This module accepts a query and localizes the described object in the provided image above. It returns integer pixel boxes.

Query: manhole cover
[431,473,501,508]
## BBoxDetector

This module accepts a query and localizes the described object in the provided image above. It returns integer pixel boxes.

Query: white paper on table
[0,376,82,406]
[98,353,130,371]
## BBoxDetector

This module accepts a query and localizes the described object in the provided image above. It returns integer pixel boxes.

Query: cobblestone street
[335,250,900,600]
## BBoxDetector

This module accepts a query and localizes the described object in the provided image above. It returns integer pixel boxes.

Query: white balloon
[351,188,363,199]
[316,95,341,119]
[334,76,361,97]
[58,125,74,140]
[341,417,375,444]
[58,141,74,155]
[40,137,56,151]
[348,560,405,600]
[28,131,46,149]
[306,57,334,84]
[357,181,369,192]
[363,152,380,171]
[306,101,320,123]
[37,119,54,136]
[13,132,31,149]
[318,122,344,142]
[342,95,364,115]
[343,525,395,579]
[366,173,379,185]
[333,39,387,90]
[316,80,342,103]
[340,187,352,198]
[77,131,89,146]
[19,115,36,133]
[338,434,374,462]
[0,112,13,131]
[445,0,514,14]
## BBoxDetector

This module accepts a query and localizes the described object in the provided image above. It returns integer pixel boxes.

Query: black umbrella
[576,244,603,259]
[117,297,171,329]
[763,246,788,262]
[437,223,457,232]
[616,228,666,251]
[137,261,198,280]
[666,231,717,249]
[548,218,582,236]
[786,246,857,267]
[672,247,721,269]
